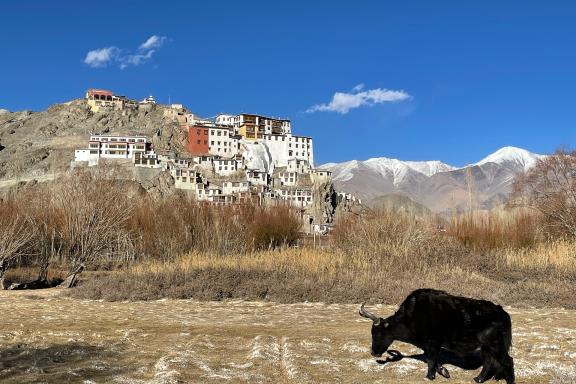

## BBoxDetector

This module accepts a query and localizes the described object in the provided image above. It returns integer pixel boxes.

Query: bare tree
[511,149,576,238]
[51,168,133,285]
[0,212,36,289]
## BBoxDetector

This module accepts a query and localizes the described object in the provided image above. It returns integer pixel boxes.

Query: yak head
[359,303,394,357]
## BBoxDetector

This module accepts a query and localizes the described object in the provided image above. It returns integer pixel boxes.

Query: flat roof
[87,89,113,96]
[90,134,148,138]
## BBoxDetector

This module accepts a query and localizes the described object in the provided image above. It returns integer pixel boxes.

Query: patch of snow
[341,342,369,353]
[320,157,456,186]
[473,146,544,171]
[356,358,385,372]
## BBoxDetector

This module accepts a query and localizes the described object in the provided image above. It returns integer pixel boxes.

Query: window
[197,140,201,144]
[211,130,215,135]
[197,129,201,135]
[211,141,214,145]
[217,131,221,136]
[204,130,208,135]
[204,140,207,144]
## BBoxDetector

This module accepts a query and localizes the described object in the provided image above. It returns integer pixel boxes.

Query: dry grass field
[1,289,575,384]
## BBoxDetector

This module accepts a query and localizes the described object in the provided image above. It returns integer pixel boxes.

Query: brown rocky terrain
[0,100,186,182]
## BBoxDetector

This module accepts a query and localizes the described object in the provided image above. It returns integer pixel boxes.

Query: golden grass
[502,239,576,274]
[446,207,538,249]
[130,248,348,277]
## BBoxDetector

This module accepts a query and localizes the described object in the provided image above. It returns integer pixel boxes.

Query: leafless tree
[0,210,36,289]
[511,149,576,238]
[51,168,133,282]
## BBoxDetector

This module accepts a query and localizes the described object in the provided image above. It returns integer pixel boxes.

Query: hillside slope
[0,100,186,180]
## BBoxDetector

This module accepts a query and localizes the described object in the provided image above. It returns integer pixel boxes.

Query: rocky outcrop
[0,100,187,181]
[141,170,176,199]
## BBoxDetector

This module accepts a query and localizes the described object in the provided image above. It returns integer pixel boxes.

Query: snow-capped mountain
[323,158,455,186]
[472,146,545,171]
[320,146,544,213]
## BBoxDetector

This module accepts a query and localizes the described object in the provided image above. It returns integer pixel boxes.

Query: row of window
[280,190,312,197]
[91,137,146,143]
[281,196,312,202]
[265,135,310,143]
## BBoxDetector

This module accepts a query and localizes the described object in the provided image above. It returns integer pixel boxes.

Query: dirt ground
[0,289,575,384]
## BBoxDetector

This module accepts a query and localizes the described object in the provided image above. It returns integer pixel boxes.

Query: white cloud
[139,35,167,50]
[84,35,167,69]
[84,47,119,68]
[119,50,155,69]
[306,86,411,114]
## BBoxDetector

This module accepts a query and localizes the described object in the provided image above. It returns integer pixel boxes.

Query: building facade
[74,135,152,166]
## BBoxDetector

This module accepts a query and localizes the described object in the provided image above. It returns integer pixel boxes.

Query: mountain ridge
[320,146,544,213]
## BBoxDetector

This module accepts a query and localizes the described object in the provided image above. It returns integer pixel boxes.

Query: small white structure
[214,158,239,176]
[278,171,298,186]
[287,158,311,174]
[215,114,236,127]
[246,170,268,186]
[263,133,314,167]
[141,95,156,104]
[208,126,240,157]
[277,187,313,207]
[74,135,151,166]
[338,192,362,205]
[222,181,250,195]
[134,152,162,168]
[310,169,332,183]
[172,169,201,190]
[192,155,214,170]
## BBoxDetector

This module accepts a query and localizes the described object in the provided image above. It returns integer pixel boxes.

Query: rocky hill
[0,100,186,181]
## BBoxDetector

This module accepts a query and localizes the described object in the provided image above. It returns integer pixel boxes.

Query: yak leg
[424,346,440,380]
[491,349,515,384]
[473,352,496,383]
[437,365,450,378]
[475,329,515,384]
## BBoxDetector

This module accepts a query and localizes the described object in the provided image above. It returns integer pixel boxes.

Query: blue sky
[1,1,575,166]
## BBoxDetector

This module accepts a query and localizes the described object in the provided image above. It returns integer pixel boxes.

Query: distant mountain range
[320,146,545,213]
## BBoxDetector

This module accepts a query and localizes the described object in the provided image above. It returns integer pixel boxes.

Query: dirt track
[0,289,575,383]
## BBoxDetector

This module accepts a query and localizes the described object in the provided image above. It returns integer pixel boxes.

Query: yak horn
[359,303,381,325]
